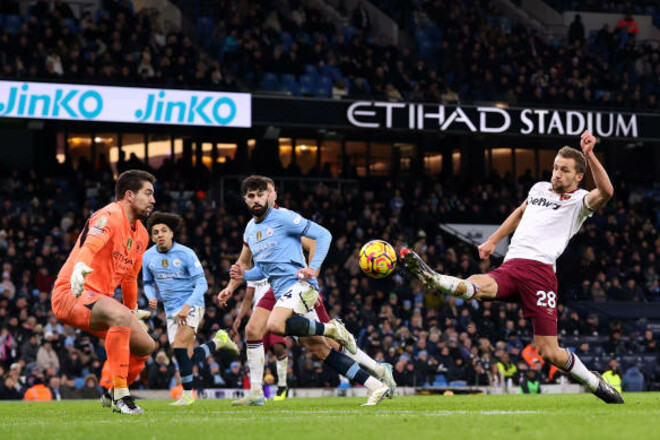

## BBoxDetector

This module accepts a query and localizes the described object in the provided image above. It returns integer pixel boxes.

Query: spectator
[36,341,59,372]
[0,374,22,400]
[148,351,174,389]
[352,0,371,33]
[77,374,101,399]
[23,376,52,401]
[519,368,541,394]
[602,359,623,393]
[616,13,639,39]
[568,14,585,47]
[623,365,645,392]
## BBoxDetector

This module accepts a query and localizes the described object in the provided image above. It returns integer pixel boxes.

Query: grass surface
[1,393,659,440]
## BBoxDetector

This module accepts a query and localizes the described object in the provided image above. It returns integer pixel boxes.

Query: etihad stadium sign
[0,81,251,127]
[346,101,638,138]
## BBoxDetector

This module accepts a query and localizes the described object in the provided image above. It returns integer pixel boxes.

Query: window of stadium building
[370,142,392,176]
[320,140,341,177]
[113,133,147,173]
[66,133,119,173]
[424,152,443,176]
[395,142,416,174]
[346,141,368,177]
[279,137,293,169]
[147,134,174,170]
[488,148,513,180]
[294,139,318,175]
[452,149,461,176]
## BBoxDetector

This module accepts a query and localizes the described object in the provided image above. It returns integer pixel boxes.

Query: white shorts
[167,306,204,343]
[275,281,319,317]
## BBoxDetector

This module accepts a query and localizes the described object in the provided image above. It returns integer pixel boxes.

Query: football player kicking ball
[220,175,391,406]
[51,170,158,414]
[225,178,396,404]
[401,131,623,404]
[142,212,239,406]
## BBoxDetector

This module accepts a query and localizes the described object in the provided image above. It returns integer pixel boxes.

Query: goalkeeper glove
[70,262,94,297]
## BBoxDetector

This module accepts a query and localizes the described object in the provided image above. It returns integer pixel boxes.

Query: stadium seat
[321,65,341,80]
[261,73,280,91]
[300,74,317,91]
[5,14,21,35]
[433,374,447,386]
[449,380,467,387]
[74,377,85,389]
[342,25,357,41]
[280,32,293,52]
[304,64,319,80]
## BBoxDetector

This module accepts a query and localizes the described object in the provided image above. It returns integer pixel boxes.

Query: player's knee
[107,308,131,327]
[134,338,157,357]
[245,321,264,340]
[537,344,561,364]
[266,321,285,336]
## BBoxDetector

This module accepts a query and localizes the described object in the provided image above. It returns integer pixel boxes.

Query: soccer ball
[359,240,397,278]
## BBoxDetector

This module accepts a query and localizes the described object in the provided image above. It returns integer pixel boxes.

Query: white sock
[342,347,383,377]
[563,350,599,391]
[182,389,194,399]
[247,341,265,392]
[364,376,384,392]
[114,387,130,400]
[276,356,288,387]
[436,274,477,300]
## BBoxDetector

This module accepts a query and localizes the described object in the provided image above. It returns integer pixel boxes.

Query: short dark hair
[147,211,183,235]
[557,146,587,174]
[241,175,270,195]
[115,170,156,200]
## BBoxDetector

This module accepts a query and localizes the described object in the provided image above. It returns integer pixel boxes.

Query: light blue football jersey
[142,242,207,316]
[243,207,319,298]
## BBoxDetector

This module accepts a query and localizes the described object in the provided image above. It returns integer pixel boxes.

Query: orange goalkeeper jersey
[54,202,149,310]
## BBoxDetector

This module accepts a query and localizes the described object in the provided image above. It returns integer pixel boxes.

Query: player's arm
[478,200,527,260]
[299,220,332,280]
[232,285,255,334]
[301,236,316,266]
[185,253,208,308]
[70,214,115,296]
[581,130,614,211]
[142,256,159,311]
[121,255,142,311]
[218,244,253,306]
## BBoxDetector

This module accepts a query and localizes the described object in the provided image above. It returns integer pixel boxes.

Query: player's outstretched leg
[537,337,623,404]
[231,340,266,406]
[284,316,357,354]
[192,329,240,364]
[400,248,477,300]
[340,347,396,398]
[302,337,390,406]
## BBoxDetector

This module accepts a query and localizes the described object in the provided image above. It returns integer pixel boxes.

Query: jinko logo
[0,81,252,127]
[0,83,102,118]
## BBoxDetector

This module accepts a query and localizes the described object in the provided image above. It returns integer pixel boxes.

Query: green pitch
[1,393,659,440]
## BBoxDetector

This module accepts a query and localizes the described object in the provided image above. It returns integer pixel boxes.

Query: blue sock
[174,348,194,391]
[285,316,325,336]
[192,341,216,364]
[323,348,370,385]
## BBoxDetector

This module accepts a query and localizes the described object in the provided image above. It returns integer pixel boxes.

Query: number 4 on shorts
[536,290,556,308]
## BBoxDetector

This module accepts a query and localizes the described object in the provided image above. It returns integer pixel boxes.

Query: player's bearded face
[551,156,582,193]
[245,189,270,217]
[131,183,156,220]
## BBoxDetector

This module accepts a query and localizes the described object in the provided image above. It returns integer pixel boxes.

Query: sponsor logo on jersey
[267,227,274,237]
[528,197,561,210]
[162,259,168,268]
[257,230,263,241]
[89,226,104,235]
[127,237,133,250]
[293,215,302,224]
[173,259,181,267]
[194,261,201,267]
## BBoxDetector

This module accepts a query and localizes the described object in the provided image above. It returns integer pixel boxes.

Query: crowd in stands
[1,154,659,400]
[2,0,660,110]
